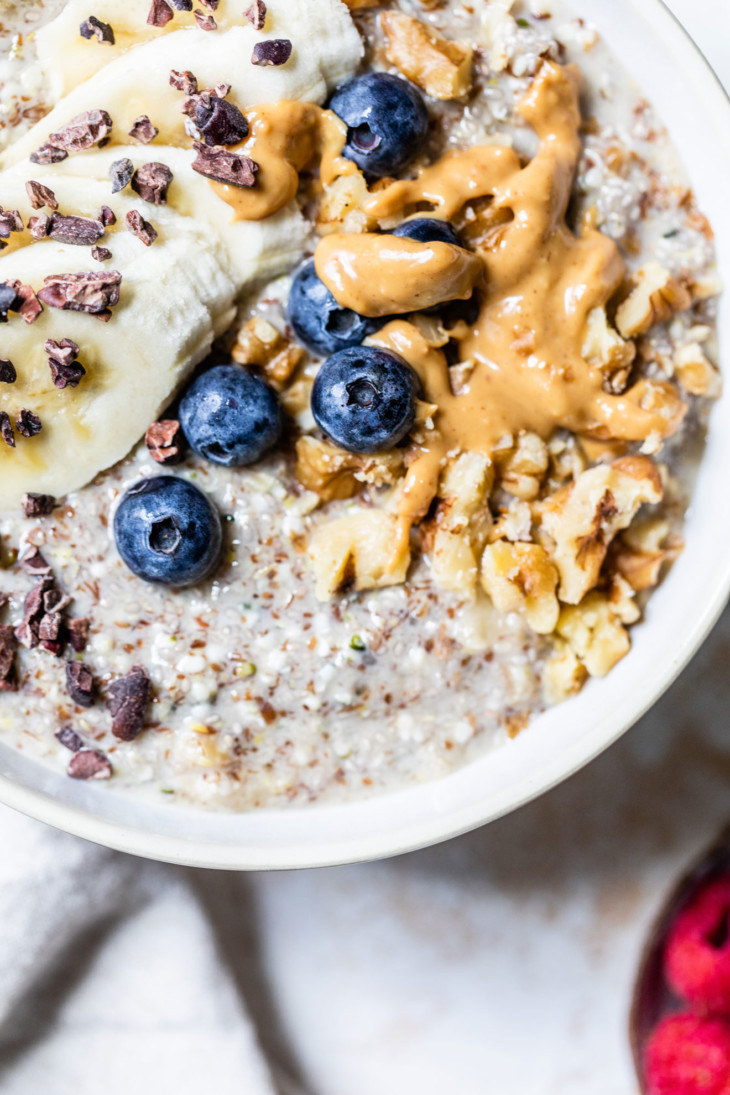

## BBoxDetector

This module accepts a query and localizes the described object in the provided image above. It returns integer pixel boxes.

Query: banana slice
[0,0,362,505]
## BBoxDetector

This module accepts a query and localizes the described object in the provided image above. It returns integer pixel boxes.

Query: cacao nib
[107,665,151,742]
[245,0,266,29]
[170,0,193,8]
[16,409,42,438]
[0,413,14,448]
[68,618,91,653]
[48,213,105,247]
[47,109,113,153]
[14,575,53,648]
[147,0,174,27]
[30,144,68,165]
[0,282,18,321]
[131,162,173,204]
[194,10,217,30]
[126,210,158,246]
[0,360,16,384]
[22,493,56,517]
[128,115,159,144]
[45,338,86,389]
[25,180,59,211]
[20,548,52,577]
[38,270,122,320]
[12,282,43,324]
[66,660,95,707]
[0,209,24,237]
[251,39,292,66]
[68,749,112,780]
[44,588,71,614]
[196,97,248,146]
[38,611,63,648]
[145,419,184,464]
[199,0,219,7]
[99,205,116,227]
[214,82,231,99]
[55,726,84,752]
[44,338,80,367]
[0,625,17,692]
[29,214,51,240]
[110,157,134,194]
[191,142,258,187]
[79,15,115,43]
[170,69,199,94]
[92,246,112,262]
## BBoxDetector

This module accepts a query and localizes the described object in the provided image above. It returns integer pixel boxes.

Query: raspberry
[645,1014,730,1095]
[666,878,730,1014]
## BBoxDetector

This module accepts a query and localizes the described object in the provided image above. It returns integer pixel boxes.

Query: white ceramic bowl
[2,0,729,869]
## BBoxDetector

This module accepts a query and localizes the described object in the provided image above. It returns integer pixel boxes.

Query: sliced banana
[0,0,362,505]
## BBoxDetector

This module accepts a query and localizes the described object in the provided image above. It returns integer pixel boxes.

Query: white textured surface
[0,2,728,1093]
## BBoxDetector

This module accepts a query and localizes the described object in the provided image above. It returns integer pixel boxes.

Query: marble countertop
[243,4,730,1091]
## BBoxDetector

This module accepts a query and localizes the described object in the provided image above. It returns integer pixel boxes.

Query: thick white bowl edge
[2,0,730,869]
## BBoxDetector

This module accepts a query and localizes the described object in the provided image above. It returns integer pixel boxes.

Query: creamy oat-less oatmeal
[0,0,721,807]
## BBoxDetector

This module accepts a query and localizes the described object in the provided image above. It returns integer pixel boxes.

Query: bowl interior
[2,0,730,868]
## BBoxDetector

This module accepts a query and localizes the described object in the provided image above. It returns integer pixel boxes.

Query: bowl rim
[2,0,730,870]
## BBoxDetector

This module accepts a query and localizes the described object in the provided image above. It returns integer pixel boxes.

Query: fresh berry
[393,217,463,247]
[288,258,379,357]
[666,878,730,1014]
[645,1014,730,1095]
[329,72,429,178]
[311,345,419,454]
[114,476,223,586]
[179,364,281,467]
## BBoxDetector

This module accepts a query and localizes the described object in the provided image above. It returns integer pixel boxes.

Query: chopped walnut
[231,316,303,391]
[316,174,374,236]
[381,11,472,100]
[582,306,636,392]
[308,509,410,599]
[610,517,682,592]
[294,436,404,503]
[672,341,721,397]
[540,455,663,605]
[481,541,560,634]
[489,498,533,544]
[422,451,493,597]
[542,639,588,704]
[615,261,692,339]
[496,431,548,501]
[556,591,632,677]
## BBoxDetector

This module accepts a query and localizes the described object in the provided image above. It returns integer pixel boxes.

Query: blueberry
[180,364,281,467]
[288,259,379,357]
[329,73,429,178]
[311,346,420,454]
[114,476,223,586]
[393,218,462,248]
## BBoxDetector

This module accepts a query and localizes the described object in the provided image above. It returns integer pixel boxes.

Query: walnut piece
[615,262,692,339]
[496,431,549,501]
[556,591,633,678]
[672,342,721,397]
[231,315,303,391]
[423,452,493,597]
[540,455,663,605]
[481,541,560,634]
[308,509,410,600]
[380,12,472,101]
[317,173,374,236]
[294,436,404,503]
[542,639,588,705]
[582,306,636,392]
[610,517,682,592]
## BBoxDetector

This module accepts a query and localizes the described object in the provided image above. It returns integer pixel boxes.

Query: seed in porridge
[92,246,113,262]
[191,143,258,187]
[44,338,85,390]
[126,210,158,246]
[128,116,159,144]
[195,97,249,147]
[25,180,58,211]
[67,749,112,780]
[131,162,173,205]
[245,0,266,29]
[146,419,185,465]
[147,0,174,27]
[38,270,122,320]
[350,635,366,651]
[288,258,380,357]
[21,493,56,517]
[109,158,134,194]
[113,476,223,586]
[251,39,292,66]
[194,9,217,30]
[16,410,42,439]
[179,364,282,467]
[311,346,420,454]
[47,213,105,247]
[106,665,151,741]
[0,361,16,384]
[79,16,115,44]
[66,661,96,708]
[55,727,83,752]
[329,72,429,178]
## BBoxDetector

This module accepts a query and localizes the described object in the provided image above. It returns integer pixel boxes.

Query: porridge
[0,0,721,808]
